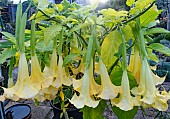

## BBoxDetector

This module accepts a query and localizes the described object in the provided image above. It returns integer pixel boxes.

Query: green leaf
[63,53,79,66]
[144,28,170,35]
[147,48,159,62]
[81,100,106,119]
[140,5,160,27]
[110,67,137,89]
[126,0,135,6]
[35,40,53,52]
[38,0,49,10]
[101,31,122,67]
[0,49,16,64]
[149,43,170,56]
[0,41,13,49]
[1,32,16,44]
[112,106,138,119]
[44,25,62,45]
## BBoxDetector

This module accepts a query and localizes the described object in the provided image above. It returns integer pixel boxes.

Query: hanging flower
[128,47,141,84]
[43,48,58,88]
[3,52,40,100]
[131,57,169,111]
[111,70,140,111]
[70,59,100,108]
[98,58,119,99]
[72,59,100,95]
[52,55,72,88]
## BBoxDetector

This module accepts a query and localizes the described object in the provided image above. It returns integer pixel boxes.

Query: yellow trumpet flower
[72,59,100,95]
[3,52,40,100]
[52,55,72,88]
[30,55,45,88]
[111,70,140,111]
[43,49,58,88]
[131,57,168,110]
[128,48,141,84]
[70,59,100,108]
[98,58,119,99]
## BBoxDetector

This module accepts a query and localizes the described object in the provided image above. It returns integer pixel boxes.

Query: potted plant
[1,0,170,119]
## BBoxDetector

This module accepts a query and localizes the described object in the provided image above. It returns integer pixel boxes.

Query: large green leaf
[44,25,62,45]
[101,31,122,67]
[1,32,16,44]
[110,67,137,89]
[149,43,170,56]
[0,49,16,64]
[144,28,170,35]
[112,106,138,119]
[140,5,160,27]
[81,100,106,119]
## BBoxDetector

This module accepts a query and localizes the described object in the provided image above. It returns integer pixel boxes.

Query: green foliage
[1,32,16,44]
[63,53,79,66]
[0,49,16,64]
[112,106,138,119]
[144,28,170,35]
[81,100,107,119]
[101,31,122,67]
[110,67,137,89]
[37,0,49,10]
[149,43,170,56]
[44,25,62,45]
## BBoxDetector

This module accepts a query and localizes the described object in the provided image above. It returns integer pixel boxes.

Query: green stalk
[119,26,127,70]
[85,35,94,69]
[58,30,63,56]
[8,57,14,78]
[15,3,22,50]
[30,20,36,56]
[93,24,101,55]
[19,12,27,52]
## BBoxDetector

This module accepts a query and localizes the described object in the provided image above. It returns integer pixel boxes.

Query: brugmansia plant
[1,0,170,118]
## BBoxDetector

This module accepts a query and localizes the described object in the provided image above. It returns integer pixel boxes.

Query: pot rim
[5,103,31,118]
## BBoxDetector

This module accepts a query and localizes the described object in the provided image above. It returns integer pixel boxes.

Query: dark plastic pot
[5,104,31,119]
[50,101,83,119]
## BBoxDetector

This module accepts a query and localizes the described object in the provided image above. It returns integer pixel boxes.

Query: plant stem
[63,111,69,119]
[108,41,135,74]
[119,26,127,70]
[58,30,63,56]
[8,57,14,78]
[30,20,35,56]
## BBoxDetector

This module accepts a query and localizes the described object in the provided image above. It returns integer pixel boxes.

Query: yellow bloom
[131,57,168,110]
[98,58,119,99]
[70,59,100,108]
[30,54,52,89]
[72,59,100,95]
[52,55,72,88]
[3,52,40,100]
[43,49,58,88]
[111,70,140,111]
[128,47,141,84]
